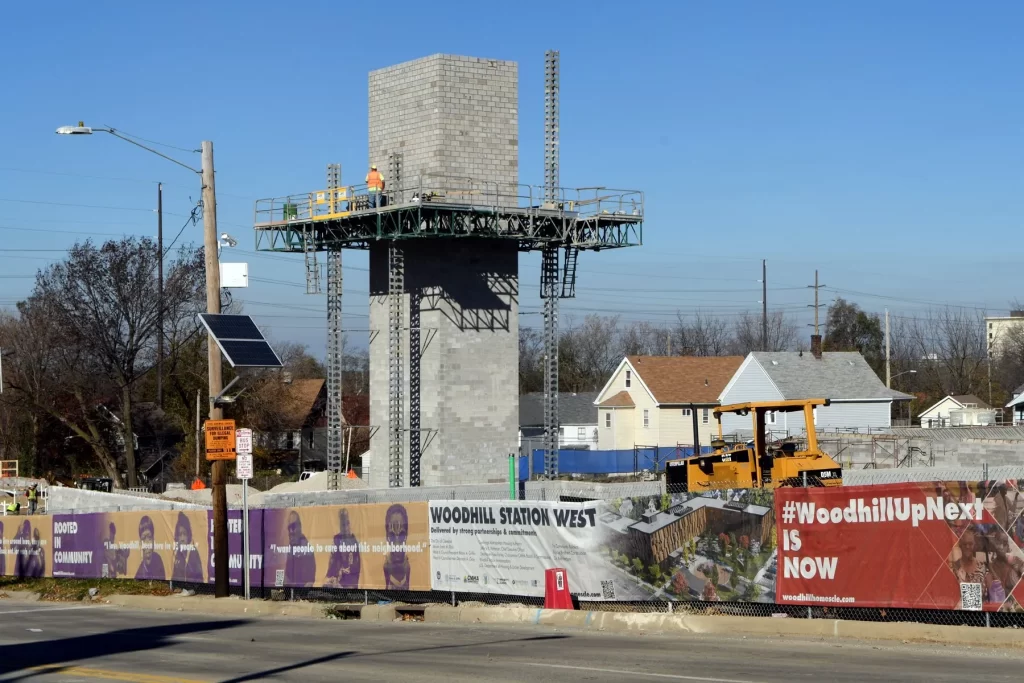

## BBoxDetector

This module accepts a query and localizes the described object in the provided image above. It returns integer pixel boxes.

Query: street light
[891,370,917,382]
[57,122,230,599]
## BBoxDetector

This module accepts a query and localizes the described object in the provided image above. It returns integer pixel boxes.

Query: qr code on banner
[275,569,285,588]
[960,582,983,611]
[601,580,615,599]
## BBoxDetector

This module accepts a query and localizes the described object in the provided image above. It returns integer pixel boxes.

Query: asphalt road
[0,601,1020,682]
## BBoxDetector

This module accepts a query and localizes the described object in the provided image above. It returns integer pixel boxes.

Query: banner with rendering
[427,494,777,603]
[776,481,1024,612]
[428,500,607,598]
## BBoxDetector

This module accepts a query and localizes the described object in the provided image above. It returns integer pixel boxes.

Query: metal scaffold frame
[541,50,564,479]
[326,248,343,489]
[544,50,559,202]
[409,287,422,487]
[541,247,560,478]
[388,242,405,488]
[325,164,343,490]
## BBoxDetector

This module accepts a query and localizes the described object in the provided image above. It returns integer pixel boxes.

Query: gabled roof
[520,392,599,426]
[599,391,635,408]
[951,394,991,410]
[920,394,993,417]
[619,356,745,404]
[750,352,911,401]
[279,379,327,430]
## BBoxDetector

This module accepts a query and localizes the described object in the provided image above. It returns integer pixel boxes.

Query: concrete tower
[367,54,520,487]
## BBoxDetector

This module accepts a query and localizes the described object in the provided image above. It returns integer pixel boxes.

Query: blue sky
[1,1,1021,354]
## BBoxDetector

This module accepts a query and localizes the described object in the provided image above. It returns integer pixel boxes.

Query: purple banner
[206,509,263,588]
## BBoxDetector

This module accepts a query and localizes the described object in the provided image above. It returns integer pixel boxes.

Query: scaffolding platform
[253,178,644,253]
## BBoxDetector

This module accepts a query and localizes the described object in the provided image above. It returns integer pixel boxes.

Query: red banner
[775,481,1024,612]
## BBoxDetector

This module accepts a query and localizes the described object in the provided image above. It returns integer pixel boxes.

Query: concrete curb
[0,591,41,602]
[24,593,1022,649]
[105,594,330,619]
[371,606,1022,649]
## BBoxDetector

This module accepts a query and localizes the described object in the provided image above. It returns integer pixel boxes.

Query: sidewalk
[9,591,1021,650]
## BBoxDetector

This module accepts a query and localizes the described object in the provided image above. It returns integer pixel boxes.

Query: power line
[0,198,155,212]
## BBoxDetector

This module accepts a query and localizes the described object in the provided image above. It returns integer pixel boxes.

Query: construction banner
[206,509,264,588]
[0,515,50,578]
[429,495,777,602]
[261,503,430,591]
[775,481,1024,611]
[52,510,210,582]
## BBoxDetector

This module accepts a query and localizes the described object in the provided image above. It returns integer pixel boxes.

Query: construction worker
[26,484,38,515]
[366,164,385,208]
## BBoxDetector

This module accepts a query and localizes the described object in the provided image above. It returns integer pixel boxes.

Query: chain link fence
[32,465,1024,630]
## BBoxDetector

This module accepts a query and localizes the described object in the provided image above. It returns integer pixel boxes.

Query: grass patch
[0,577,173,602]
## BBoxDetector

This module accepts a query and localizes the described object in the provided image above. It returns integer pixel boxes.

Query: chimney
[810,335,822,360]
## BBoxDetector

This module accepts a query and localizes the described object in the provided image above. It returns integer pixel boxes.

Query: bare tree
[619,321,664,357]
[5,239,205,487]
[731,310,797,354]
[906,308,988,398]
[675,311,731,356]
[519,327,544,394]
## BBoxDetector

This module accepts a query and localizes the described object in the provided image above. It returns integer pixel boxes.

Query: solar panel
[198,313,283,368]
[219,340,284,368]
[198,314,263,341]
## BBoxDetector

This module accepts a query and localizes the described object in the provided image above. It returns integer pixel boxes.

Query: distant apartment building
[986,311,1024,357]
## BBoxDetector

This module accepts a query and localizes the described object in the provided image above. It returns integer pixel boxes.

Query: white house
[519,392,599,450]
[1006,384,1024,425]
[593,356,744,451]
[918,395,993,428]
[718,350,911,436]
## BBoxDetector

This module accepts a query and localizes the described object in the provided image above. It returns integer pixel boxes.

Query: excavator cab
[664,399,843,492]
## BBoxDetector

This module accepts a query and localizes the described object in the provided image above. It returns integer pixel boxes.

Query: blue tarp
[518,447,714,479]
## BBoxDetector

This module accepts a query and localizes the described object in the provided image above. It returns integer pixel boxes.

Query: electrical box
[220,262,249,288]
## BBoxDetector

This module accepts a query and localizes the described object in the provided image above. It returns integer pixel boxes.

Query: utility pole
[157,182,164,410]
[885,309,891,388]
[761,259,768,351]
[201,141,228,599]
[807,270,827,337]
[195,388,201,478]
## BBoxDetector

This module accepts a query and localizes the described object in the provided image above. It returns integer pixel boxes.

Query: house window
[625,370,631,388]
[308,430,315,448]
[765,411,777,425]
[643,409,650,428]
[605,412,612,428]
[681,408,691,417]
[578,427,586,440]
[286,431,295,450]
[702,408,710,424]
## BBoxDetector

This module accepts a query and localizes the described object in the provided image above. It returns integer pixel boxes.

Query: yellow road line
[29,665,209,683]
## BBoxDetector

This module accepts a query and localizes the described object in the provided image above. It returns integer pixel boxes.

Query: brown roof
[599,391,635,408]
[952,394,992,410]
[279,379,327,429]
[626,356,744,404]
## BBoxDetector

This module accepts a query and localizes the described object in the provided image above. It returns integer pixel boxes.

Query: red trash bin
[544,568,573,609]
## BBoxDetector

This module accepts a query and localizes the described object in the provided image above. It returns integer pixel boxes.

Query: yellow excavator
[665,399,843,492]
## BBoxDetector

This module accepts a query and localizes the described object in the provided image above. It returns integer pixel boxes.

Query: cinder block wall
[367,54,520,488]
[369,54,518,197]
[367,239,519,488]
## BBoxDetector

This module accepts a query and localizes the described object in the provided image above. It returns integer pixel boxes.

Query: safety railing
[254,175,644,226]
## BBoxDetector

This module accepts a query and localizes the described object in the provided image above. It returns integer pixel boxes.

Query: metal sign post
[236,428,253,600]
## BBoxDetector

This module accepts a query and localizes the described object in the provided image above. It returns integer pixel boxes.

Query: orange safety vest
[366,170,384,191]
